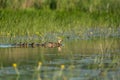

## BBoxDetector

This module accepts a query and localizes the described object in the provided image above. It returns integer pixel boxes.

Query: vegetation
[0,0,120,12]
[0,0,120,41]
[0,1,119,80]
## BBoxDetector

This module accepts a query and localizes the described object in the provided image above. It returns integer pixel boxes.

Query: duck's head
[58,39,62,43]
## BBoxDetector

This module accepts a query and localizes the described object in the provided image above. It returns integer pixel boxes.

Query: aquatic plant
[52,64,65,80]
[12,63,20,75]
[36,61,42,71]
[32,61,42,80]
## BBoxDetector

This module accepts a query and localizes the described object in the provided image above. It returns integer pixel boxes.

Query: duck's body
[43,39,62,48]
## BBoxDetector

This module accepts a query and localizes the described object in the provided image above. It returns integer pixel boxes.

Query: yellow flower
[35,32,40,35]
[22,32,24,35]
[38,62,42,66]
[61,64,65,69]
[13,34,16,38]
[13,63,17,68]
[7,32,10,36]
[90,32,93,35]
[37,62,42,71]
[109,27,111,31]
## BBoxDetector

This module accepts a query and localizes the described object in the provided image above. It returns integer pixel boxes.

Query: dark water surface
[0,39,120,80]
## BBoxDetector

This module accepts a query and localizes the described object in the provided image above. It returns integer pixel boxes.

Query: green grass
[0,10,119,36]
[0,9,119,43]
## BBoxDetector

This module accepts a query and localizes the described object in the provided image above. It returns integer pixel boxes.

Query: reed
[0,9,119,43]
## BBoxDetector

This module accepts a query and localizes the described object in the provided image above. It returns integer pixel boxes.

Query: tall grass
[0,10,119,36]
[0,0,120,42]
[0,0,120,13]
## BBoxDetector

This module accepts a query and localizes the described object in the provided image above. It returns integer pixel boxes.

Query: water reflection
[0,39,120,80]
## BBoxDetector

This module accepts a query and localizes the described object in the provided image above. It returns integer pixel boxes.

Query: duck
[24,42,28,48]
[18,42,28,48]
[36,43,41,47]
[15,42,23,48]
[30,42,36,48]
[43,39,62,48]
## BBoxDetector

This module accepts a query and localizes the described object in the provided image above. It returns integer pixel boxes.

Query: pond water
[0,39,120,80]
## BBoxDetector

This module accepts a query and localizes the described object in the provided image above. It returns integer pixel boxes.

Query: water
[0,39,120,80]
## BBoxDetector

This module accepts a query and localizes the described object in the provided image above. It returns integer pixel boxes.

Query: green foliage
[0,10,119,37]
[0,0,120,13]
[0,0,120,38]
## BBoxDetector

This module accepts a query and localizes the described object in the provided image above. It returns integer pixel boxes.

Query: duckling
[41,43,46,47]
[12,43,19,48]
[36,43,41,47]
[21,42,27,48]
[16,42,27,48]
[24,42,28,48]
[31,42,36,48]
[19,42,23,48]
